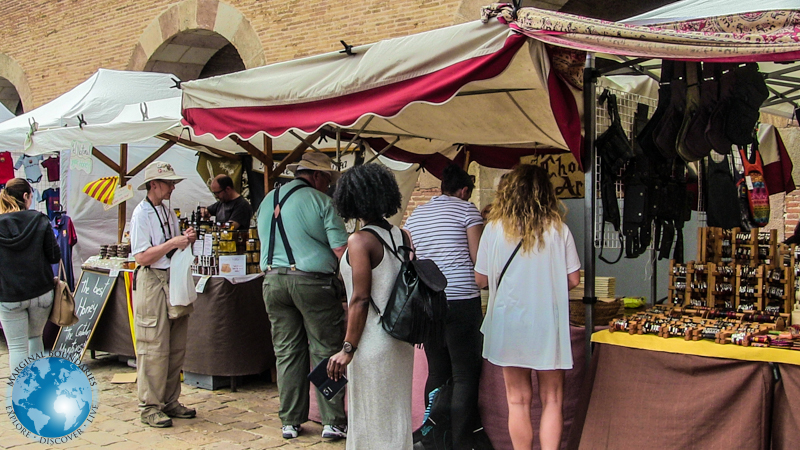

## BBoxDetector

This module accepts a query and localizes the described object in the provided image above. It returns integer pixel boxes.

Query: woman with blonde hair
[0,178,61,371]
[474,165,580,450]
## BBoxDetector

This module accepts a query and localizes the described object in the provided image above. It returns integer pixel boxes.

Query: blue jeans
[0,291,54,372]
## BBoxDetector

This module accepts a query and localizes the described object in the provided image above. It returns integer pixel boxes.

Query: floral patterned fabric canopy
[482,3,800,62]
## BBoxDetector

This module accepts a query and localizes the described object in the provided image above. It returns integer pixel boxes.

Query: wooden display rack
[668,260,689,306]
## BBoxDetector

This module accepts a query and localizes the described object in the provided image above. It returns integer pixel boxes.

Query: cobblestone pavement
[0,339,346,449]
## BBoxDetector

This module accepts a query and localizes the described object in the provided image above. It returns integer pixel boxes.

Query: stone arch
[0,53,32,114]
[127,0,265,79]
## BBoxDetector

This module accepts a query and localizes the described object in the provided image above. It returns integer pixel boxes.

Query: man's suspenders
[266,181,311,271]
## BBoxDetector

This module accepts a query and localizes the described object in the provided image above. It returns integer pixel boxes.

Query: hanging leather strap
[266,180,312,270]
[498,241,523,289]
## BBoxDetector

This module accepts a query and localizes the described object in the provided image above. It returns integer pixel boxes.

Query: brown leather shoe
[163,403,196,419]
[141,411,172,428]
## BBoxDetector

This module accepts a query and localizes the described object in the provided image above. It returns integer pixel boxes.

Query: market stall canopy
[0,69,180,153]
[482,2,800,118]
[180,19,583,168]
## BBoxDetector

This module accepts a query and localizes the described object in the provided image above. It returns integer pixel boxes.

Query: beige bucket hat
[287,152,341,183]
[137,161,186,190]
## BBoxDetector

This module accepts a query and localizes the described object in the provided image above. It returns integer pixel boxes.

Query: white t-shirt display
[130,199,180,270]
[475,220,581,370]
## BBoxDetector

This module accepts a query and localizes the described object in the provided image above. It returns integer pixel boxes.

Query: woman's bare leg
[536,369,565,450]
[503,366,533,450]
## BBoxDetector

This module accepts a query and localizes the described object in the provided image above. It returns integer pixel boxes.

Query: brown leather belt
[263,267,333,278]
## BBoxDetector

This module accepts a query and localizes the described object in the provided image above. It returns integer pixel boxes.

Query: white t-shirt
[405,195,483,301]
[475,220,580,370]
[130,199,180,270]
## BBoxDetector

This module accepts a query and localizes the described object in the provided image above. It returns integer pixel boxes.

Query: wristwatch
[343,341,357,354]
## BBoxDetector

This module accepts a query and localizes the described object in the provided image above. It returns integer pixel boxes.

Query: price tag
[746,175,754,190]
[195,275,212,293]
[109,268,120,279]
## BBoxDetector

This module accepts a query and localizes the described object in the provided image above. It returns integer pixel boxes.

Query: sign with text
[70,140,93,174]
[519,153,585,199]
[53,270,117,360]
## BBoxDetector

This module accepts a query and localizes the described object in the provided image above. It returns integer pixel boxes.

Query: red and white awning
[181,19,584,168]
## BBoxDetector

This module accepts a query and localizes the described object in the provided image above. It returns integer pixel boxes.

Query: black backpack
[362,227,448,346]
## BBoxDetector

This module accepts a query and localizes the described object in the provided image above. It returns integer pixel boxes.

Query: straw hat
[287,152,341,183]
[137,161,186,190]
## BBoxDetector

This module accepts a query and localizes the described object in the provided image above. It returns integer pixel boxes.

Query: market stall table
[567,330,800,449]
[87,271,274,385]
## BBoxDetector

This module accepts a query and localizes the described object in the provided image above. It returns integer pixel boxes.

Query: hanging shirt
[14,154,44,183]
[0,151,14,184]
[28,188,41,210]
[51,214,78,290]
[41,156,60,182]
[41,188,61,219]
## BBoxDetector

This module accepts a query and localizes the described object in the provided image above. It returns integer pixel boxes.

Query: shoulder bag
[50,260,79,327]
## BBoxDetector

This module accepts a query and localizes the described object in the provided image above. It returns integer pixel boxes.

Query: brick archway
[127,0,265,76]
[0,53,32,114]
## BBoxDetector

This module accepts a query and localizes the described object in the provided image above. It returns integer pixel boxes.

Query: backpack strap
[497,241,522,290]
[360,226,407,317]
[266,180,312,270]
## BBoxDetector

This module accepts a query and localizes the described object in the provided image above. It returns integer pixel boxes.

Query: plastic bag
[169,248,197,306]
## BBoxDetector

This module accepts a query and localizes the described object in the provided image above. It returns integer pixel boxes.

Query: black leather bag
[705,154,742,229]
[363,228,448,346]
[596,90,634,175]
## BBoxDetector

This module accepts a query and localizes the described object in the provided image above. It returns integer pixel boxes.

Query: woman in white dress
[328,164,414,450]
[474,164,581,450]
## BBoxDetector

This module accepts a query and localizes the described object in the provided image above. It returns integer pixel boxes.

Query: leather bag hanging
[682,63,718,159]
[654,61,686,159]
[50,260,79,327]
[705,154,743,229]
[676,62,705,162]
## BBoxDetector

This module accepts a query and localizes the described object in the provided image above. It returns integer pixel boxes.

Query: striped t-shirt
[405,195,483,301]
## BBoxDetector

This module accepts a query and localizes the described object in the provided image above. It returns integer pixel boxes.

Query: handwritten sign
[70,140,93,174]
[520,153,585,199]
[53,270,117,360]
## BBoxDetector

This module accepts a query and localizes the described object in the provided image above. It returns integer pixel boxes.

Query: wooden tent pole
[117,143,128,242]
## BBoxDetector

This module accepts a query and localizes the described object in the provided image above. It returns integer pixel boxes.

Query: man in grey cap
[130,161,197,428]
[257,152,348,440]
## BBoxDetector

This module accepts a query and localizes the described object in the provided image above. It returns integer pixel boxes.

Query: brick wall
[0,0,468,109]
[787,190,800,238]
[401,181,439,226]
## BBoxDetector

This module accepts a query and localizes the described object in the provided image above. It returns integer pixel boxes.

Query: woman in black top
[0,178,61,371]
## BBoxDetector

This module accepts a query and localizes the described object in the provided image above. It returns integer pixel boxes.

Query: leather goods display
[681,63,718,160]
[50,260,79,327]
[705,154,743,229]
[596,89,631,264]
[623,103,654,258]
[654,61,685,159]
[739,144,770,227]
[676,62,704,161]
[706,63,768,153]
[362,228,448,346]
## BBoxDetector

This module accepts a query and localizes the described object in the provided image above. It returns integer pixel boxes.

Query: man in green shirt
[257,152,349,440]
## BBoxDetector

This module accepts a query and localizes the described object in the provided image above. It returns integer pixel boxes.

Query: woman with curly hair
[474,164,580,450]
[328,163,413,449]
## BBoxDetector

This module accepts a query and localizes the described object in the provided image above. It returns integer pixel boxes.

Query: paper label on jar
[195,275,212,293]
[203,234,213,256]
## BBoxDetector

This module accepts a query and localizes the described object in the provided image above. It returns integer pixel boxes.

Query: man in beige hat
[130,161,198,428]
[257,152,348,440]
